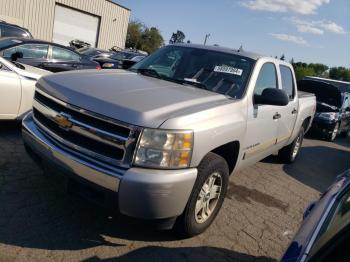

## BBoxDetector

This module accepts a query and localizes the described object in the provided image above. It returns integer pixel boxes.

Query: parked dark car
[298,77,350,141]
[77,47,114,59]
[93,50,147,69]
[281,170,350,262]
[0,21,33,39]
[69,39,91,50]
[0,37,101,72]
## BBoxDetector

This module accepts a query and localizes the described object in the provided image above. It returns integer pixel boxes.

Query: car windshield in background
[0,38,22,50]
[111,52,138,60]
[131,45,255,99]
[78,47,105,56]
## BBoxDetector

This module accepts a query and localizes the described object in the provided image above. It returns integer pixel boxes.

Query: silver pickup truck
[22,44,316,236]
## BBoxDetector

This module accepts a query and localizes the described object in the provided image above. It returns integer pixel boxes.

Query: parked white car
[0,57,50,120]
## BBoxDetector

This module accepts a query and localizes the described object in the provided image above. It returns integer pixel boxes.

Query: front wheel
[278,127,304,164]
[175,152,229,237]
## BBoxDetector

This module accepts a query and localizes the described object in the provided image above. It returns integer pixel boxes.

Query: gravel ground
[1,121,349,262]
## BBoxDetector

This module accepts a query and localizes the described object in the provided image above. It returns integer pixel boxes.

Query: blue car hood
[281,170,350,262]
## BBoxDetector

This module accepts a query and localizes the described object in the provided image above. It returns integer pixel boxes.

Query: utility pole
[204,34,211,45]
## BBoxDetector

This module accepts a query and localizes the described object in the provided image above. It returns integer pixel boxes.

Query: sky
[114,0,350,68]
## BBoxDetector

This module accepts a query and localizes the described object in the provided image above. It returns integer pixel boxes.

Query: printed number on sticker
[214,66,243,76]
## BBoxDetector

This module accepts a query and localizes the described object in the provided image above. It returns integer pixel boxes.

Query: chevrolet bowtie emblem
[54,113,73,129]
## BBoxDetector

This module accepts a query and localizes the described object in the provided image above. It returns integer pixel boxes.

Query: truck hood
[37,70,228,128]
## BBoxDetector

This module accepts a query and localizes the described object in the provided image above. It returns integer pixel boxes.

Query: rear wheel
[339,130,350,138]
[278,127,304,164]
[327,123,340,141]
[176,152,229,237]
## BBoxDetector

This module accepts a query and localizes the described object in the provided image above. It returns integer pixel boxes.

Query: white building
[0,0,130,49]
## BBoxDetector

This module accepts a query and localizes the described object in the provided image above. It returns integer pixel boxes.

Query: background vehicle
[281,170,350,262]
[69,39,91,50]
[0,38,101,72]
[93,50,147,69]
[0,56,50,120]
[299,77,350,141]
[22,44,316,237]
[77,47,114,59]
[0,21,33,39]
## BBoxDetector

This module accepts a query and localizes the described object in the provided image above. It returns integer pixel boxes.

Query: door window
[254,63,278,96]
[52,46,80,61]
[3,44,49,59]
[280,65,295,99]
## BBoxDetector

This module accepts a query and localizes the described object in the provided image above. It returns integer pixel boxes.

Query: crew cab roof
[171,43,264,61]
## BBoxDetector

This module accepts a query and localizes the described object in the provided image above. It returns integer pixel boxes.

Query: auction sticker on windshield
[214,65,243,76]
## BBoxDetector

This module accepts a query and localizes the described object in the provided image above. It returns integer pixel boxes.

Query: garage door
[52,5,100,47]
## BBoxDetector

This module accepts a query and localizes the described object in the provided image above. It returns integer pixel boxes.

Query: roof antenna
[238,45,243,52]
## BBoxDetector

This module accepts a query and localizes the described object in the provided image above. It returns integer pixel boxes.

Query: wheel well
[302,117,311,131]
[211,141,240,174]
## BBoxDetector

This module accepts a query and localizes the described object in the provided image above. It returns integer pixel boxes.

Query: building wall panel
[0,0,129,49]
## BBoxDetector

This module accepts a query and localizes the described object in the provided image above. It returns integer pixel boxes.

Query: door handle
[273,112,281,120]
[292,108,298,115]
[72,64,78,68]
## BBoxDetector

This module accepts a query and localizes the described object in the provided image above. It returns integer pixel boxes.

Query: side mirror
[254,88,289,106]
[11,51,23,61]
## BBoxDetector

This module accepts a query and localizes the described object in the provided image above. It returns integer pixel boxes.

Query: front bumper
[22,113,197,219]
[310,118,337,135]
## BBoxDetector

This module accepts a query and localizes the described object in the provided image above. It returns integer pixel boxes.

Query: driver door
[0,63,21,119]
[241,62,280,167]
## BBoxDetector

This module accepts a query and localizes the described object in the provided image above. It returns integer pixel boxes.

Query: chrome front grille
[32,89,140,169]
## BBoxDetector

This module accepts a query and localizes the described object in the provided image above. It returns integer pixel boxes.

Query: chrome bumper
[22,112,198,219]
[22,112,122,192]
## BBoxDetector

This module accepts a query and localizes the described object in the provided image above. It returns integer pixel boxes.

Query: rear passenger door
[47,46,82,72]
[276,65,298,147]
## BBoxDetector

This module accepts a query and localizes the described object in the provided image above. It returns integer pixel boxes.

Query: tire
[278,127,304,164]
[339,130,349,138]
[326,123,340,142]
[175,152,229,237]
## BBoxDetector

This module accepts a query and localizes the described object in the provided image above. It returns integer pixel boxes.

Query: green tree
[308,63,329,77]
[125,20,164,53]
[294,66,316,81]
[125,21,143,50]
[141,27,164,53]
[329,67,350,81]
[169,30,186,44]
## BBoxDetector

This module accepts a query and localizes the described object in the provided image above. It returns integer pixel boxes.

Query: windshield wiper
[177,78,208,90]
[135,68,161,79]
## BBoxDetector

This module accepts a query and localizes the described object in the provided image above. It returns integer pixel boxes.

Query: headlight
[317,112,338,121]
[102,63,115,68]
[133,129,193,169]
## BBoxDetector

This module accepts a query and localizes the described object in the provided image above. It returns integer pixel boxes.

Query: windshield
[0,38,22,50]
[111,52,138,60]
[78,48,104,56]
[131,45,255,99]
